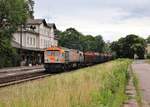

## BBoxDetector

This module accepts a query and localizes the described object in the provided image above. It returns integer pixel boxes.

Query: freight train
[44,47,112,72]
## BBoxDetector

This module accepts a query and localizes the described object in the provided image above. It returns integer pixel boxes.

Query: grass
[130,66,142,107]
[145,59,150,64]
[0,59,132,107]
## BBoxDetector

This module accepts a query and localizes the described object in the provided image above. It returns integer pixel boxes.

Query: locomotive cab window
[47,51,51,55]
[47,50,60,56]
[62,53,65,57]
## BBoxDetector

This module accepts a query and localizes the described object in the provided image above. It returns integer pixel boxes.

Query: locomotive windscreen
[47,50,59,56]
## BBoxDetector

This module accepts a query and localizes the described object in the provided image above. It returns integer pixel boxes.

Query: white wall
[26,33,37,48]
[39,24,57,49]
[13,32,38,48]
[13,33,20,44]
[39,36,51,49]
[13,22,58,49]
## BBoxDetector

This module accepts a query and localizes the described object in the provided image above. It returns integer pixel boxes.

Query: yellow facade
[146,44,150,54]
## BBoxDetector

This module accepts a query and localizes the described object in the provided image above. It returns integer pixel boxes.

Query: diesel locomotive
[44,47,112,72]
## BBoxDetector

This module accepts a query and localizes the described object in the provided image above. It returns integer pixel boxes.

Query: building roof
[47,23,56,29]
[11,40,44,52]
[26,18,56,29]
[27,18,46,25]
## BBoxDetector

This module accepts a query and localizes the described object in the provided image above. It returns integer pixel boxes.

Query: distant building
[146,44,150,54]
[12,18,58,66]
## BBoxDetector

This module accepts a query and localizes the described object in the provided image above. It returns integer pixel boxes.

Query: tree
[27,0,35,18]
[95,35,105,52]
[58,28,105,52]
[103,41,111,53]
[58,28,84,50]
[111,34,146,59]
[0,0,30,67]
[0,0,30,50]
[146,35,150,43]
[81,35,102,52]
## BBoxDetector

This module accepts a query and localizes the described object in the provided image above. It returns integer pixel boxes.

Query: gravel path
[132,60,150,106]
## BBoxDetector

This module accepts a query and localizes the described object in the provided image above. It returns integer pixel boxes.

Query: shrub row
[90,59,132,107]
[0,48,20,68]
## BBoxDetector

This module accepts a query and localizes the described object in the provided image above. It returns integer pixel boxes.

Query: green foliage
[91,59,132,107]
[103,42,112,53]
[0,0,30,67]
[0,48,20,68]
[111,34,146,59]
[130,67,142,107]
[147,53,150,59]
[146,35,150,43]
[58,28,106,52]
[58,28,83,50]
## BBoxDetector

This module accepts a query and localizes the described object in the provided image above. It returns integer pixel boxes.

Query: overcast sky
[34,0,150,41]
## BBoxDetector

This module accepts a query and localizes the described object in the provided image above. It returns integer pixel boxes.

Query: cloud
[34,0,150,41]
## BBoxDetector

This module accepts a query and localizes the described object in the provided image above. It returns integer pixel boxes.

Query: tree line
[57,28,150,59]
[56,28,110,53]
[110,34,147,59]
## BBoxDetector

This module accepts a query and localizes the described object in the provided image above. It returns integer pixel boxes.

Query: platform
[0,65,44,73]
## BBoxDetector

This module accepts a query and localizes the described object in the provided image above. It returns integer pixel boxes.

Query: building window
[41,39,42,47]
[44,40,45,48]
[46,41,48,48]
[46,40,47,47]
[47,31,49,36]
[30,37,32,45]
[46,41,47,48]
[45,40,46,48]
[33,38,35,45]
[27,37,29,45]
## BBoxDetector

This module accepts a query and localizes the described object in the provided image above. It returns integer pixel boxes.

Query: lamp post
[20,25,23,49]
[20,24,24,66]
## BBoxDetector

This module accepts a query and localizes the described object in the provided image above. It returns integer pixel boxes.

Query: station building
[146,44,150,54]
[12,18,58,66]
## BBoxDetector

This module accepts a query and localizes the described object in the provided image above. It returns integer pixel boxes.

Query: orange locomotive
[44,47,65,64]
[44,47,84,71]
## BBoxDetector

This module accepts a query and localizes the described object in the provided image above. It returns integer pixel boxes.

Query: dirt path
[132,60,150,106]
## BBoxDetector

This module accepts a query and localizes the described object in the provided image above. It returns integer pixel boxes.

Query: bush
[91,59,132,107]
[0,48,20,68]
[147,53,150,59]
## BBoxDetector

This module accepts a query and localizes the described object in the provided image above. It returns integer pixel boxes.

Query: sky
[34,0,150,42]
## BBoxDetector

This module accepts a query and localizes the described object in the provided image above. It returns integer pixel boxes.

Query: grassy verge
[130,66,142,107]
[0,59,132,107]
[145,60,150,64]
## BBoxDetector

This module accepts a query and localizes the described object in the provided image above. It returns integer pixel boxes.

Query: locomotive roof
[45,47,82,52]
[45,47,70,52]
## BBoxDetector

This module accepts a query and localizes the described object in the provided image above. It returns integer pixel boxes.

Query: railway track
[0,65,82,88]
[0,61,112,88]
[0,68,52,88]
